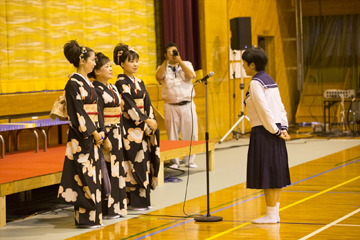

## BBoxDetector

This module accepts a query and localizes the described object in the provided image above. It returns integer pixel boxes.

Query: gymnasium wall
[0,0,157,94]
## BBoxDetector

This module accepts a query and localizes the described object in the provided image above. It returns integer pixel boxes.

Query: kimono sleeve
[94,87,107,137]
[115,80,149,123]
[249,81,281,136]
[143,83,157,121]
[65,80,97,138]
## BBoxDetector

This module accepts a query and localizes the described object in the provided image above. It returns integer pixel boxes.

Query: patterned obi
[104,106,122,126]
[84,103,98,123]
[135,99,145,114]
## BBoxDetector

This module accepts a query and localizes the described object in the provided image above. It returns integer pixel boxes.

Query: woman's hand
[145,119,158,131]
[102,138,112,152]
[92,131,103,146]
[151,176,158,190]
[280,130,291,141]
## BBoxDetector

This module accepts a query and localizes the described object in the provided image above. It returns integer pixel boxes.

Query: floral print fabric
[115,74,160,208]
[58,73,103,226]
[94,81,127,216]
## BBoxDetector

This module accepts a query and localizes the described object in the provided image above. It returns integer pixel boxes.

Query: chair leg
[15,130,22,151]
[40,128,47,152]
[32,130,39,153]
[0,135,4,159]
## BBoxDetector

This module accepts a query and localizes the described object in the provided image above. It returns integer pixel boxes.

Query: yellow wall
[197,0,232,141]
[227,0,299,131]
[194,0,299,140]
[0,0,157,94]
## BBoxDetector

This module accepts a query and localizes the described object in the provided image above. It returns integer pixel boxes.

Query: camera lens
[172,49,178,56]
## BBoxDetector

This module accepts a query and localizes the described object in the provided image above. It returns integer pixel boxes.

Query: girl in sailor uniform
[243,47,291,224]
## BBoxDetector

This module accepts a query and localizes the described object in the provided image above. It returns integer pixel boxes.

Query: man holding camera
[156,42,198,169]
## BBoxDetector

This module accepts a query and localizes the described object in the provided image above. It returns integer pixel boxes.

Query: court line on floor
[132,158,360,240]
[335,224,360,227]
[299,208,360,240]
[205,175,360,240]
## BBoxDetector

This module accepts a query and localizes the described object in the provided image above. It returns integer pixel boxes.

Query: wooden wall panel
[228,0,299,130]
[302,0,360,16]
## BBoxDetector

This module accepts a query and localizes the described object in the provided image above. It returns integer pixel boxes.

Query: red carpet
[0,145,66,184]
[0,140,210,184]
[160,140,207,151]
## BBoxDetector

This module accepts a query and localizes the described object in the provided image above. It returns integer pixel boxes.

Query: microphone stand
[194,77,223,222]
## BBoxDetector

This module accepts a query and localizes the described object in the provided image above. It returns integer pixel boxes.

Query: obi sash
[84,103,98,123]
[104,106,122,126]
[135,98,145,114]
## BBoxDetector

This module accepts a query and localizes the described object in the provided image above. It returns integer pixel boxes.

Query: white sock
[252,206,277,224]
[276,202,280,223]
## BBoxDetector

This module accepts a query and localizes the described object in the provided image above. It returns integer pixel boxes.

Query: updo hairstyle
[87,52,110,79]
[63,40,94,68]
[113,43,139,68]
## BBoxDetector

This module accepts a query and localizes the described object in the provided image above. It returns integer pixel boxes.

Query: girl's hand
[102,138,112,152]
[92,131,103,146]
[145,119,158,131]
[280,130,290,141]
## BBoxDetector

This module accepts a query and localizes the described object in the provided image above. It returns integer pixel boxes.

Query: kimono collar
[252,71,278,89]
[74,73,93,87]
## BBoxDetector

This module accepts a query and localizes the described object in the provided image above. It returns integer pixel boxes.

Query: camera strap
[168,64,180,78]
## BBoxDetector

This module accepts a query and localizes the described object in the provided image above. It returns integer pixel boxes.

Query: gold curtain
[0,0,157,94]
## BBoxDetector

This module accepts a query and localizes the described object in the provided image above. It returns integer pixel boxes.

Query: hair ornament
[128,46,137,53]
[117,50,123,63]
[79,47,87,60]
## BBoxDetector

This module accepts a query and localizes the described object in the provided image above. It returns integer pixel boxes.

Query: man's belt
[168,101,190,106]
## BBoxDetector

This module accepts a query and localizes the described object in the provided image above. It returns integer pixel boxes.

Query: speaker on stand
[220,17,252,143]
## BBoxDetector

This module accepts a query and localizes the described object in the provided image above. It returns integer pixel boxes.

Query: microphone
[195,71,214,84]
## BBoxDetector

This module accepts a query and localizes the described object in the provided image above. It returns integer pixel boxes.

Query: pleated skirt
[246,125,291,189]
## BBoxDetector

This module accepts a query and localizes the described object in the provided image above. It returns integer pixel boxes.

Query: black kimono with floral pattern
[115,74,160,208]
[94,81,127,217]
[57,73,103,226]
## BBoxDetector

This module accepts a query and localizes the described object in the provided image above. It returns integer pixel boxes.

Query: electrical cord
[181,83,196,217]
[346,99,359,134]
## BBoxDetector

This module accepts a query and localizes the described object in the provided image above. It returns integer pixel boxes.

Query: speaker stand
[219,50,250,143]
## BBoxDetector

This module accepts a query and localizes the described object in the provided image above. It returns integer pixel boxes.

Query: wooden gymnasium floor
[1,129,360,240]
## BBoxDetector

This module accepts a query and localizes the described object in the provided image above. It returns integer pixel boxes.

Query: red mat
[0,145,66,184]
[0,140,210,185]
[160,140,207,151]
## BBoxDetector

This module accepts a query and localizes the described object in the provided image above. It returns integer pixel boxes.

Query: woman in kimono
[113,43,160,210]
[89,52,127,218]
[58,40,104,228]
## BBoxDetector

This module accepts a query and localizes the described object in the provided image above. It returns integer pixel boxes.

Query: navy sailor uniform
[244,71,291,189]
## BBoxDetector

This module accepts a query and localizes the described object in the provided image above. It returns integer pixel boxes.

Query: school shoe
[185,163,198,168]
[77,224,103,229]
[103,215,120,219]
[127,206,148,211]
[252,214,278,224]
[169,163,179,169]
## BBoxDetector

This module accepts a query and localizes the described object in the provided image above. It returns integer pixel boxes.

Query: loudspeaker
[230,17,252,50]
